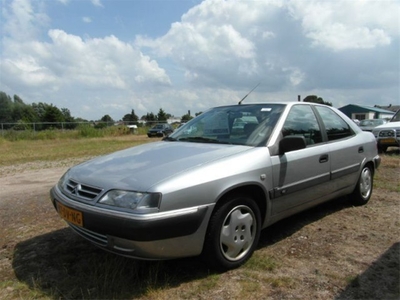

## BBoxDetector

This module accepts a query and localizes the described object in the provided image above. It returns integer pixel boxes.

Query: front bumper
[374,155,381,169]
[147,131,164,137]
[50,186,213,259]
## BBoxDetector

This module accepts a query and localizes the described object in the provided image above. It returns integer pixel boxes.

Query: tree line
[0,90,329,131]
[0,91,195,130]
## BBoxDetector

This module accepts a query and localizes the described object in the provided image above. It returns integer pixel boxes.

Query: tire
[202,195,261,271]
[378,145,388,153]
[350,165,373,206]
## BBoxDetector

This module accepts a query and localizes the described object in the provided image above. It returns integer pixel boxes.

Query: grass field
[0,135,399,299]
[0,134,154,166]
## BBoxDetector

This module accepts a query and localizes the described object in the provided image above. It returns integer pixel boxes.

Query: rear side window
[282,105,322,146]
[316,106,354,141]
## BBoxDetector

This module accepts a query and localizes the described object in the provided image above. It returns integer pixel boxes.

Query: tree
[13,94,24,105]
[61,108,76,129]
[157,108,168,122]
[31,102,48,121]
[303,95,332,106]
[42,104,65,129]
[181,113,193,122]
[100,114,113,123]
[12,96,38,123]
[122,109,138,125]
[95,114,114,128]
[144,112,157,126]
[0,91,13,124]
[15,105,38,123]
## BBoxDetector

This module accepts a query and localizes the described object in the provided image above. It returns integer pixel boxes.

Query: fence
[0,120,182,136]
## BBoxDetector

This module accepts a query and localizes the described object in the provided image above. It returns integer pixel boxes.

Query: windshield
[167,104,285,146]
[152,124,164,129]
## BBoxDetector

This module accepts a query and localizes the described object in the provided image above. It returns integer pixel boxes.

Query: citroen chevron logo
[71,184,81,195]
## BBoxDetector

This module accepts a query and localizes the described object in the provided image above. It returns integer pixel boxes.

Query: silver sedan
[50,102,380,271]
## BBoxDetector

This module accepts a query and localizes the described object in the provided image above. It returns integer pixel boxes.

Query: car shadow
[258,195,352,248]
[10,195,373,299]
[335,242,399,299]
[12,228,211,299]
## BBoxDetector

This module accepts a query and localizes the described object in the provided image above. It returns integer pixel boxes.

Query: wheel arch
[363,160,375,176]
[213,184,268,226]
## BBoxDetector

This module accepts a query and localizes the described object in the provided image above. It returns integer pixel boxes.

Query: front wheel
[202,195,261,271]
[350,165,373,206]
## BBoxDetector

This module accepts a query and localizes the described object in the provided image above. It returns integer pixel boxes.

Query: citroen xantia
[51,102,380,270]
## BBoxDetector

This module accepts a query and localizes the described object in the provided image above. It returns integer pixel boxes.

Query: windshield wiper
[162,136,177,141]
[177,137,231,144]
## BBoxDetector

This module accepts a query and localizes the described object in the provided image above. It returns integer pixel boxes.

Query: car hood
[373,121,400,130]
[67,141,252,191]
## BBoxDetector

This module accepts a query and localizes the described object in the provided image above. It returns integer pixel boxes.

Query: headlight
[98,190,161,213]
[58,171,70,189]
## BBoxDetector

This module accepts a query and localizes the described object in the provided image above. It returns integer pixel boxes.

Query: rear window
[316,106,354,141]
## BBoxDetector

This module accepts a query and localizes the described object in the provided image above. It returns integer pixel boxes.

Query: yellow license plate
[380,138,396,144]
[57,202,83,227]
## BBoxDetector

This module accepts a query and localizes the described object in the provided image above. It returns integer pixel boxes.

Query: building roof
[374,104,400,113]
[339,104,394,114]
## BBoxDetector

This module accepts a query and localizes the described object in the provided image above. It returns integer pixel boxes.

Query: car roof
[213,102,331,109]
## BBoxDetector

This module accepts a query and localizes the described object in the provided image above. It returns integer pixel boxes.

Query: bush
[2,129,36,141]
[0,125,137,141]
[77,124,105,138]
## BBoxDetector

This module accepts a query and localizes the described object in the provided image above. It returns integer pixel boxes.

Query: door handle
[319,154,329,163]
[358,146,364,153]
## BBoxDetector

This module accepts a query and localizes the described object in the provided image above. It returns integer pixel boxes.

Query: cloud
[0,0,171,119]
[82,17,92,23]
[2,0,50,41]
[2,28,171,90]
[91,0,103,8]
[137,0,399,92]
[287,0,396,51]
[0,0,398,121]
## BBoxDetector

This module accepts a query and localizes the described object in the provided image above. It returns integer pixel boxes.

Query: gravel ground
[0,156,399,299]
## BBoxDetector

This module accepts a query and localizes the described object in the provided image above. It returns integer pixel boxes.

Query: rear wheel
[202,195,261,271]
[350,165,373,206]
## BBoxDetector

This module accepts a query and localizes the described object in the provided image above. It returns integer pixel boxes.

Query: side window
[282,105,322,146]
[316,106,354,141]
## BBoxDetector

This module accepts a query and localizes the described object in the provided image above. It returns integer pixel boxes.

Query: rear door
[269,104,331,217]
[315,106,362,190]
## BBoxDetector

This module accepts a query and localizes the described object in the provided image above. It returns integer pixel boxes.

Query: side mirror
[279,136,307,155]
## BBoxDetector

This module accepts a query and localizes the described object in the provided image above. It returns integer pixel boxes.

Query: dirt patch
[0,155,399,299]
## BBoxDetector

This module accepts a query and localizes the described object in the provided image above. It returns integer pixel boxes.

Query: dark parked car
[147,123,173,137]
[51,102,380,271]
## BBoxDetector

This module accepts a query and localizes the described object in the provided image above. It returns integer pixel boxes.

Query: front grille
[69,223,108,246]
[65,179,103,200]
[378,129,396,138]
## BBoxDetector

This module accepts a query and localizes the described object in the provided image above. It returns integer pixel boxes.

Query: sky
[0,0,399,121]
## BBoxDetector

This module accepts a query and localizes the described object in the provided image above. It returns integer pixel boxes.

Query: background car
[147,123,174,137]
[51,102,380,271]
[358,119,388,131]
[372,109,400,153]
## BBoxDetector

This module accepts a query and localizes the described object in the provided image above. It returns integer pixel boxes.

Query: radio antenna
[238,82,260,105]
